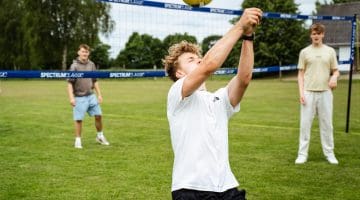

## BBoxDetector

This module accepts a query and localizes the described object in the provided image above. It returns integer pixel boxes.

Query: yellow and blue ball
[183,0,212,7]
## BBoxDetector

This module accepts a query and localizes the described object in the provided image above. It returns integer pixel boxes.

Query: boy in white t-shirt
[163,8,262,200]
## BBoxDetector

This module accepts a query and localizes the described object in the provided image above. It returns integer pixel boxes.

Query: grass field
[0,77,359,200]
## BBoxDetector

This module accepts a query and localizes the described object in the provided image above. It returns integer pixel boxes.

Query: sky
[100,0,328,58]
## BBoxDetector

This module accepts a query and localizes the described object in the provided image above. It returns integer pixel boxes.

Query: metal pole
[357,18,360,71]
[345,14,357,133]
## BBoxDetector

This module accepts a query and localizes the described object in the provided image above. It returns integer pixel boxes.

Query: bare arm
[227,39,254,107]
[67,82,75,107]
[298,69,305,105]
[94,81,103,103]
[328,69,340,89]
[182,8,262,98]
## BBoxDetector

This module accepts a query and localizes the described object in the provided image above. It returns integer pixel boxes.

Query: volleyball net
[0,0,357,79]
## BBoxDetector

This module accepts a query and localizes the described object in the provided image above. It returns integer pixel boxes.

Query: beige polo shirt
[297,44,338,91]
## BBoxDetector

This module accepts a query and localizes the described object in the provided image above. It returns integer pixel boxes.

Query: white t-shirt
[167,77,240,192]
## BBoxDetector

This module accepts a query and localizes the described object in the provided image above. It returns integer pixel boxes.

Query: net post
[345,14,357,133]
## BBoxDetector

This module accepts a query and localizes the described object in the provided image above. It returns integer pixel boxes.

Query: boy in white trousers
[295,23,340,164]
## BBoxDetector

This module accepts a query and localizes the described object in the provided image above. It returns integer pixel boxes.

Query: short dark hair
[310,23,325,34]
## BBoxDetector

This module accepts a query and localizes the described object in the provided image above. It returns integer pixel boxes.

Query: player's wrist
[241,33,255,41]
[237,21,252,34]
[330,75,338,81]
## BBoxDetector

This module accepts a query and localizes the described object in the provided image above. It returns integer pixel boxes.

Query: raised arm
[227,38,254,107]
[182,8,263,98]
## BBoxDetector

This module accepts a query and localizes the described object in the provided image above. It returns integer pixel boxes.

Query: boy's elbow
[240,73,252,86]
[241,79,251,87]
[201,59,219,75]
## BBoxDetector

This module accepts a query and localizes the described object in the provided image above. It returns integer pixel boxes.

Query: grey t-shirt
[68,58,97,97]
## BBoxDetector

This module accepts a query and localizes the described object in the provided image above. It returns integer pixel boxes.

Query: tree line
[0,0,113,70]
[2,0,339,71]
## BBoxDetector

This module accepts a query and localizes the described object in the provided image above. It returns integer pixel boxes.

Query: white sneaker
[74,139,82,149]
[326,155,339,164]
[96,135,110,145]
[295,156,307,164]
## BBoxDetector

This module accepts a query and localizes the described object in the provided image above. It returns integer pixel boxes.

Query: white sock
[75,137,81,142]
[97,132,103,137]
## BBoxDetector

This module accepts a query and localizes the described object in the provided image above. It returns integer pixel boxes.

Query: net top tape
[1,61,352,78]
[1,66,294,79]
[100,0,355,21]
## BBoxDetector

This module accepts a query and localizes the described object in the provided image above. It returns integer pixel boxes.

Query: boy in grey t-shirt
[67,44,109,149]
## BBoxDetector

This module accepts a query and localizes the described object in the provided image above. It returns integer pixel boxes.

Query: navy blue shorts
[172,188,246,200]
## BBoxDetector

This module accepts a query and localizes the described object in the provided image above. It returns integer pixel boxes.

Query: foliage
[91,42,112,69]
[22,0,114,70]
[162,33,197,52]
[0,1,29,70]
[234,0,309,67]
[0,1,329,70]
[115,32,163,69]
[114,32,197,69]
[0,0,113,70]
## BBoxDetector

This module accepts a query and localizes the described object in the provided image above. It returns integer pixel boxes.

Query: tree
[162,33,197,53]
[91,42,111,69]
[237,0,308,68]
[22,0,114,70]
[115,32,163,69]
[0,1,29,70]
[115,49,129,69]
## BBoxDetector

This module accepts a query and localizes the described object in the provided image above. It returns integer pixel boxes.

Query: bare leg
[95,115,102,132]
[75,120,82,137]
[94,115,109,145]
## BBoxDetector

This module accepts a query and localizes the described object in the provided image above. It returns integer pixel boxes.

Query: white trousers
[297,90,335,158]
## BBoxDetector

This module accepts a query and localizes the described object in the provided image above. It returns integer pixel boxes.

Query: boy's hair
[162,41,202,82]
[310,23,325,34]
[78,44,90,51]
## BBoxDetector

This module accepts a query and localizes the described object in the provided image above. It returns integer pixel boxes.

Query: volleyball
[183,0,212,7]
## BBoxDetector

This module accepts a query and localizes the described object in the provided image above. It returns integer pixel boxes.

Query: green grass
[0,77,359,200]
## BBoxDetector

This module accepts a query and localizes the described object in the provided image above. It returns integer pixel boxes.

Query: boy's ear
[176,70,185,79]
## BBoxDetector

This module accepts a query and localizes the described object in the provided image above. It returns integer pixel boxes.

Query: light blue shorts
[73,94,102,120]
